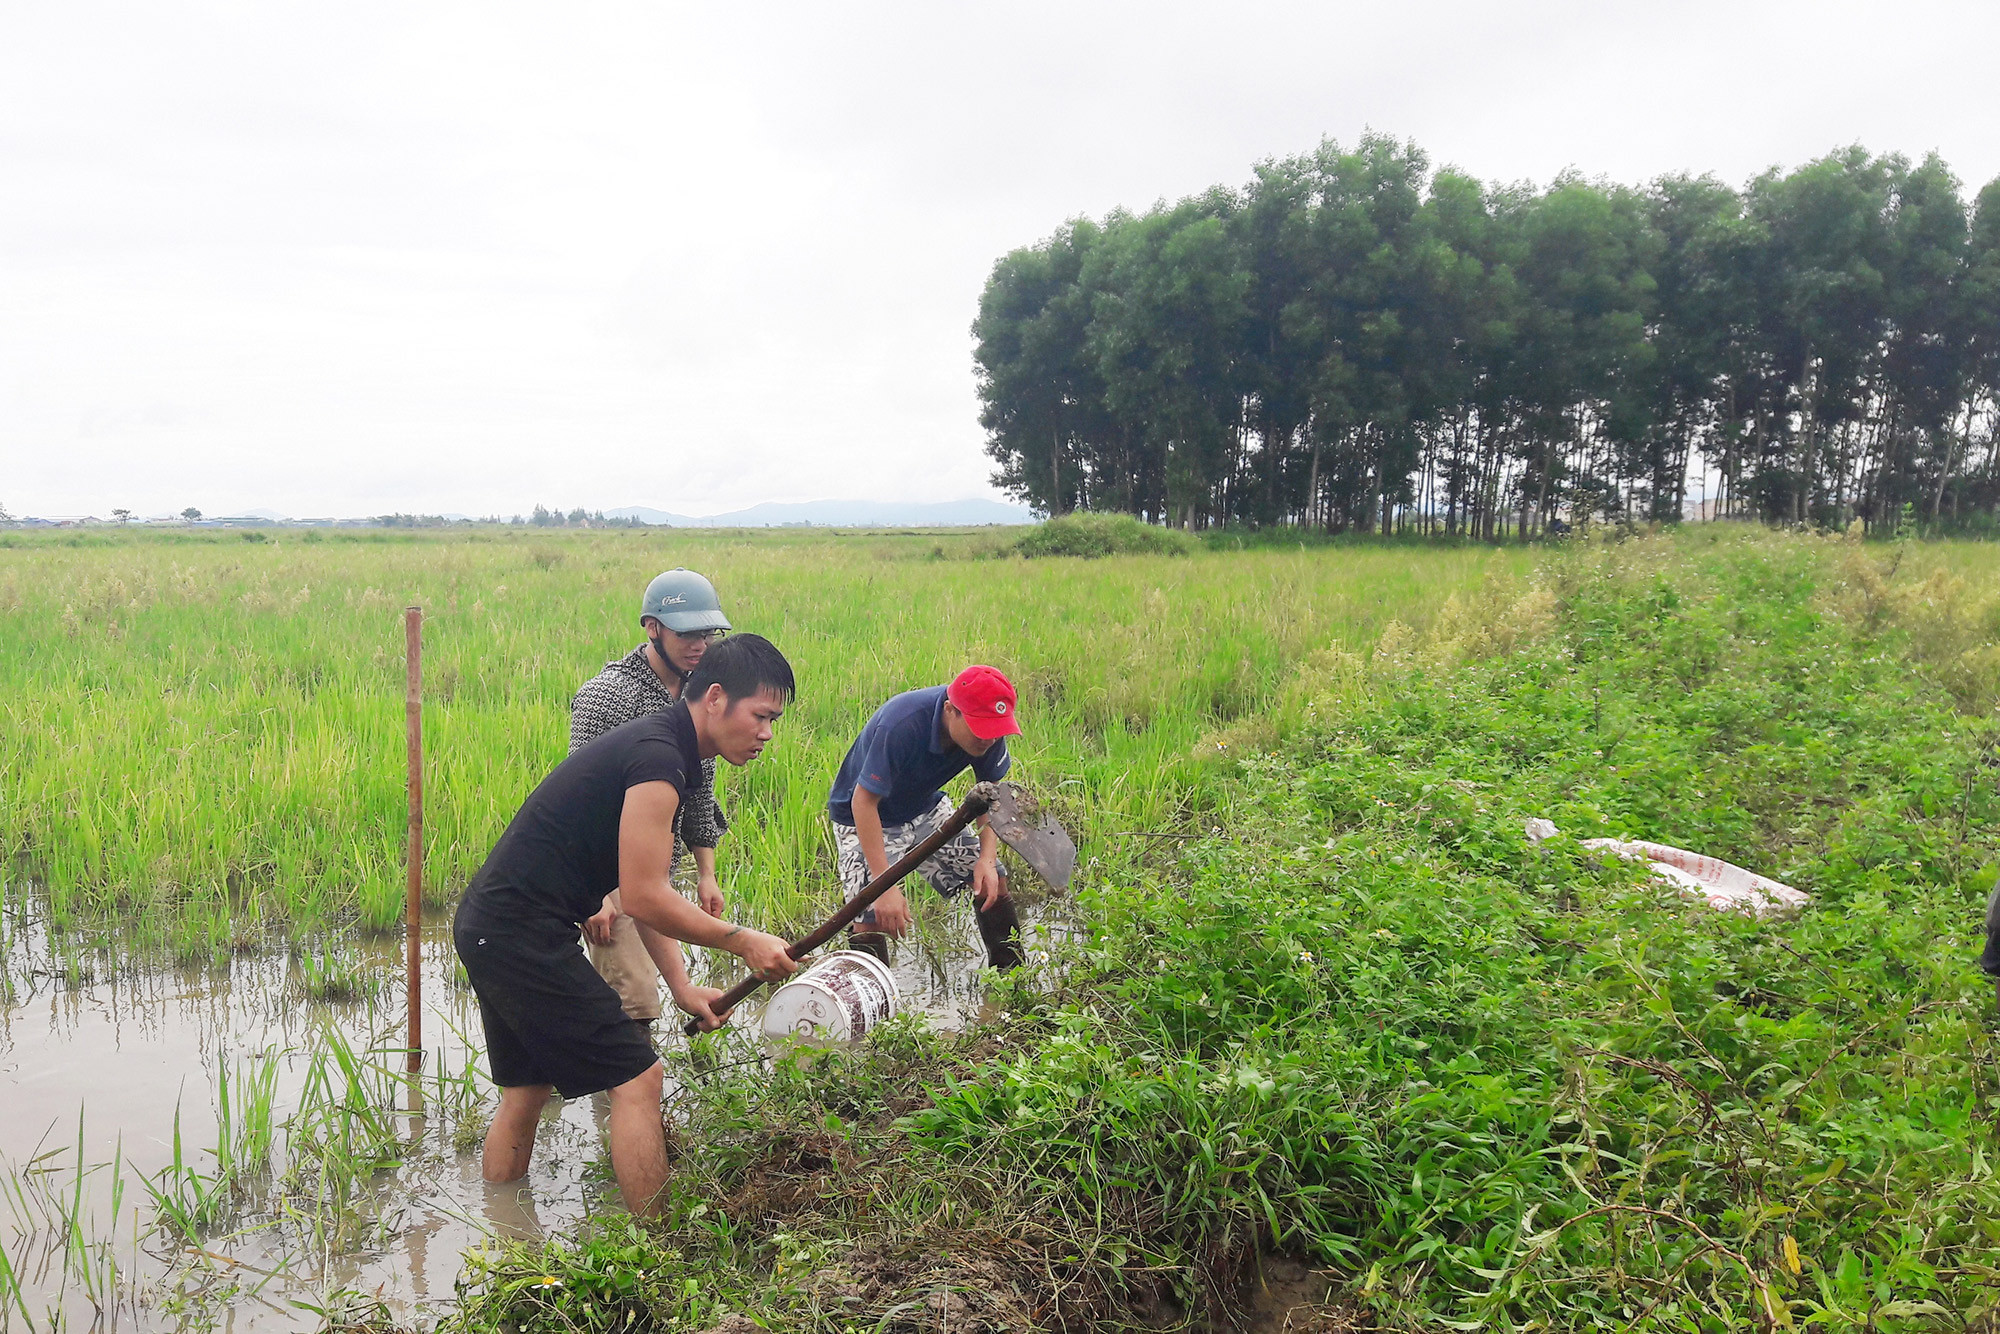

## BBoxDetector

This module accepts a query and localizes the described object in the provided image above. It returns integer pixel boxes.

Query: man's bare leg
[484,1083,553,1182]
[606,1061,669,1216]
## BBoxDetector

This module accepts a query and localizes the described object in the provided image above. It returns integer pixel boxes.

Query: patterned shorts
[833,793,1006,925]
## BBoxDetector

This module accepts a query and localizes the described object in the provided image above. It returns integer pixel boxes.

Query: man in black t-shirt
[454,634,800,1216]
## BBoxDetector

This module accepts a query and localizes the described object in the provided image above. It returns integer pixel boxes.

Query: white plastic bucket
[760,949,900,1046]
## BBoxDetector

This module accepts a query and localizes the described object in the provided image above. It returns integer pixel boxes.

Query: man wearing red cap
[825,665,1024,969]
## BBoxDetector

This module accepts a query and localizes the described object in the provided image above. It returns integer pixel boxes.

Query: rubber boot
[847,930,891,965]
[975,896,1024,971]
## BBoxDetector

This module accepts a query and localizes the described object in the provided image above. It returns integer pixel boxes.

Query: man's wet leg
[606,1061,670,1216]
[484,1083,553,1182]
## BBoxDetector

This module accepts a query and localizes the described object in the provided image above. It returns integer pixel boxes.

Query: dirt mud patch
[1236,1255,1370,1332]
[802,1246,1123,1334]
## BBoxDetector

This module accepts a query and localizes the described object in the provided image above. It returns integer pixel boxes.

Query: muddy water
[0,891,1011,1332]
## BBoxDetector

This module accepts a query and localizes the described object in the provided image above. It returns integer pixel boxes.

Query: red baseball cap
[946,664,1021,740]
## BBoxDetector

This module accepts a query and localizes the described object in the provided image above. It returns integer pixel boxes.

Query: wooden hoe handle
[684,783,997,1036]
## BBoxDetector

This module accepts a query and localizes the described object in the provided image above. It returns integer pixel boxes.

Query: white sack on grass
[1525,819,1811,919]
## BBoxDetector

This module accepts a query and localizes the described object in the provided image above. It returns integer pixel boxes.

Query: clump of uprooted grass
[440,529,2000,1332]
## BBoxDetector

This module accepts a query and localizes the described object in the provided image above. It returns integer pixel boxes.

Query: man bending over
[454,634,799,1216]
[827,665,1024,970]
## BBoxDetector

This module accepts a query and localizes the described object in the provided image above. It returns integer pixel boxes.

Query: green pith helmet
[641,568,731,634]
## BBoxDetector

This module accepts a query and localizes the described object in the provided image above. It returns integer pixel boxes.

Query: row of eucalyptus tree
[974,136,2000,535]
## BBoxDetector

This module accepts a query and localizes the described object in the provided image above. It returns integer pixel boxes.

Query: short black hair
[684,633,795,709]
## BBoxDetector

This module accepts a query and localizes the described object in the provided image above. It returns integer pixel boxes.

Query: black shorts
[453,897,660,1099]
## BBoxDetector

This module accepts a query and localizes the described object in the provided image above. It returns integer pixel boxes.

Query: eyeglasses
[671,627,728,642]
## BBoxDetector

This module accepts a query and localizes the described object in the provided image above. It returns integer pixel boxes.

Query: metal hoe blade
[988,781,1077,892]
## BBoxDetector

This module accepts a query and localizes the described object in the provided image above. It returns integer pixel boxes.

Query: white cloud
[3,0,1994,517]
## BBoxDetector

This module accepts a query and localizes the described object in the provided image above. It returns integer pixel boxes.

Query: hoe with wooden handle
[685,781,1075,1036]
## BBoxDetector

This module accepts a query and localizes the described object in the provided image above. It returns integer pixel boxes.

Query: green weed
[449,529,2000,1332]
[909,529,2000,1328]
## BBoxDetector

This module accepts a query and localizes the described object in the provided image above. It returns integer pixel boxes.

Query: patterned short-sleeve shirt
[569,645,727,852]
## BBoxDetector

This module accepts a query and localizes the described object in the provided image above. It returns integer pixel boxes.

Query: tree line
[974,136,2000,536]
[374,507,647,528]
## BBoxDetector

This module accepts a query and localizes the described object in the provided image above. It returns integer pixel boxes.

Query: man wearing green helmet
[569,567,736,1028]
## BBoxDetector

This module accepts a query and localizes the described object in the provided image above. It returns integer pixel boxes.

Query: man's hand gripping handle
[683,783,998,1037]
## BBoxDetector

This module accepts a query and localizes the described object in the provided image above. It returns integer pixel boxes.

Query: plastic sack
[1525,819,1810,918]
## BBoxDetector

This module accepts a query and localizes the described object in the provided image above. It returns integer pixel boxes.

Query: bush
[1015,512,1197,559]
[924,530,2000,1328]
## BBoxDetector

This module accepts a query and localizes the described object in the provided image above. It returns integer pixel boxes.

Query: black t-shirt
[463,704,700,933]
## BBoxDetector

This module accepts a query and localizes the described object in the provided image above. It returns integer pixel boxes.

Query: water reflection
[0,886,1040,1331]
[478,1181,544,1245]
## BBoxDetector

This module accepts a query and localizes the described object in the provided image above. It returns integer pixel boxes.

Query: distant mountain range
[605,499,1033,527]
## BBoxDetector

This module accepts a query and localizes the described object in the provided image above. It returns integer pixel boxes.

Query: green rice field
[5,523,1999,1333]
[0,526,1527,954]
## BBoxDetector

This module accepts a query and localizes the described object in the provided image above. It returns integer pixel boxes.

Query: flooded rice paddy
[0,886,1022,1332]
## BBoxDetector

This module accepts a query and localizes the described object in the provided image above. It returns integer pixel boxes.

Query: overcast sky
[3,1,1994,519]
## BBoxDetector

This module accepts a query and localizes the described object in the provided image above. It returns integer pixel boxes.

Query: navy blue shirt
[828,686,1011,826]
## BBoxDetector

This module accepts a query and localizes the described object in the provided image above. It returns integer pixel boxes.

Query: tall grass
[0,527,1525,949]
[449,527,2000,1333]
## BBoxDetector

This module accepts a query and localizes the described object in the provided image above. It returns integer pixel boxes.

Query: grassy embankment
[0,525,1518,960]
[446,527,2000,1333]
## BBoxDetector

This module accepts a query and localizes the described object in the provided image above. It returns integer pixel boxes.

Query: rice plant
[289,942,377,1003]
[0,1114,136,1330]
[0,527,1528,953]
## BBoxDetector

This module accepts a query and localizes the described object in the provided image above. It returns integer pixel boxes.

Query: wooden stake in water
[404,605,423,1074]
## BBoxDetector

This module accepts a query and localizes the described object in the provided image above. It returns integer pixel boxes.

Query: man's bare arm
[618,782,794,977]
[585,891,621,945]
[691,844,724,916]
[972,816,1007,909]
[635,916,693,991]
[852,787,891,877]
[633,918,723,1029]
[851,786,912,935]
